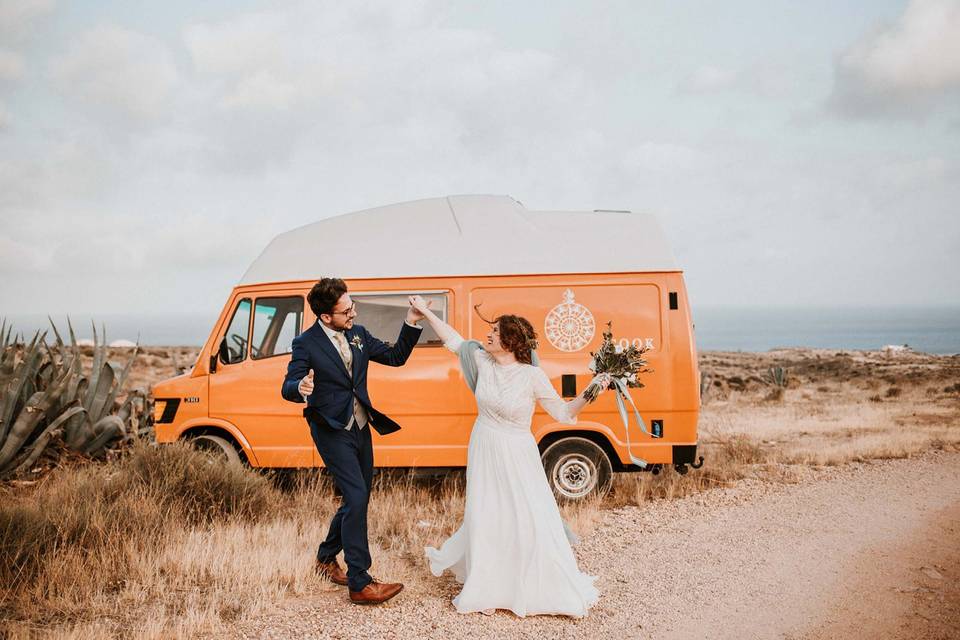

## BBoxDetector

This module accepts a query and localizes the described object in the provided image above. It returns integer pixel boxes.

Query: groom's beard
[331,317,354,331]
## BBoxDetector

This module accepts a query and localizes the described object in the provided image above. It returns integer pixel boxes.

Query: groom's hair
[496,315,538,365]
[308,277,348,317]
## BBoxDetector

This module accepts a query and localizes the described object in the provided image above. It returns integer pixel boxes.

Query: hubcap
[552,453,598,499]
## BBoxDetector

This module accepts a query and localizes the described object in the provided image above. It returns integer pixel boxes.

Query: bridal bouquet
[583,321,651,403]
[583,321,652,468]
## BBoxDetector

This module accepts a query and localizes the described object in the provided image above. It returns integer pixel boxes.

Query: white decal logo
[544,289,595,352]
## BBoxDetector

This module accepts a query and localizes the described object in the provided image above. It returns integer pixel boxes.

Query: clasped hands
[406,294,432,323]
[589,372,613,392]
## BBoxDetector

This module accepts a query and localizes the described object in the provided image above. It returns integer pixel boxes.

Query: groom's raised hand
[298,369,314,398]
[406,295,433,324]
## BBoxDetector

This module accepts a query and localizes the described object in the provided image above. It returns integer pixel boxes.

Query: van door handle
[561,374,577,398]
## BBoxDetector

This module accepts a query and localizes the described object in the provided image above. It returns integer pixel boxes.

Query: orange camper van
[152,195,702,500]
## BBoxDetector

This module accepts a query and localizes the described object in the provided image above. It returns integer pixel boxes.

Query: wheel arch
[173,419,257,465]
[536,426,624,472]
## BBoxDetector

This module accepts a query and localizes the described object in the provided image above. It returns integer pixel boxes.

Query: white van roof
[239,195,679,284]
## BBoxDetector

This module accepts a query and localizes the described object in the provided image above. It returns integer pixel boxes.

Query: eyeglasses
[330,302,356,317]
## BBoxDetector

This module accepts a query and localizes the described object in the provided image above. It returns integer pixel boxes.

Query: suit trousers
[309,418,374,592]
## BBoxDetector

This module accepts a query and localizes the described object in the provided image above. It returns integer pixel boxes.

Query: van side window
[252,296,303,359]
[353,293,447,346]
[221,298,251,365]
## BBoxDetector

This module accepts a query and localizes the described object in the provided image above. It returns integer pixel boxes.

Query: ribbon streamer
[612,377,649,468]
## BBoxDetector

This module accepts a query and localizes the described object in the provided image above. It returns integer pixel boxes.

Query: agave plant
[0,318,150,478]
[764,366,789,388]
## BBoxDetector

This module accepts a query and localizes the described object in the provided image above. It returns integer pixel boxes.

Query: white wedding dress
[424,334,599,617]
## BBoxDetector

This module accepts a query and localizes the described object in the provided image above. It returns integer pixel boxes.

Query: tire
[190,434,243,466]
[541,437,613,501]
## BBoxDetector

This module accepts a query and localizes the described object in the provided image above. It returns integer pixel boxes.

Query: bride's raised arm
[408,295,463,352]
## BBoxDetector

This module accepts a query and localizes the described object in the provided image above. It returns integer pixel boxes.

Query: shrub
[120,442,272,525]
[0,442,273,602]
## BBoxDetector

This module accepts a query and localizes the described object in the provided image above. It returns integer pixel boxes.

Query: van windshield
[221,298,251,364]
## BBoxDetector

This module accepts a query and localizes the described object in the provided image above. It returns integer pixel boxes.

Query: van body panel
[155,271,699,471]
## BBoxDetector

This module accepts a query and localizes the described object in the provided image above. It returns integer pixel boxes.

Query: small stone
[921,566,943,580]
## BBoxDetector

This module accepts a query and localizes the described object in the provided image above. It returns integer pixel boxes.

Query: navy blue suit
[281,320,422,590]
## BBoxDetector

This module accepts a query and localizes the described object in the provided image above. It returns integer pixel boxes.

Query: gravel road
[235,451,960,640]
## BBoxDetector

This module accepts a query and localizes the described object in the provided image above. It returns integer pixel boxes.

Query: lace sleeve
[443,332,465,353]
[531,367,577,425]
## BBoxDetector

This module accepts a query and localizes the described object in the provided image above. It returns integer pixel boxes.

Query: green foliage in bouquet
[583,321,652,402]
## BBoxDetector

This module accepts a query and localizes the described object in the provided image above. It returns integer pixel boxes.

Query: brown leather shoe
[315,558,349,586]
[349,580,404,605]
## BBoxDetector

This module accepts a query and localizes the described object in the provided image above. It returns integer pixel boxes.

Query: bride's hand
[408,295,433,314]
[590,373,613,390]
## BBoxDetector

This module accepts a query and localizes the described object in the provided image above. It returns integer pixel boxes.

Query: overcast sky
[1,0,958,317]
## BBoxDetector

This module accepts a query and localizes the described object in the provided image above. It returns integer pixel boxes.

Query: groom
[281,277,424,604]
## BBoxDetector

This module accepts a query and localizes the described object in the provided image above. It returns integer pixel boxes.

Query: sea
[2,306,959,354]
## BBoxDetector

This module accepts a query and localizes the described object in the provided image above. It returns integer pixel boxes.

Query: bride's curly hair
[474,304,538,365]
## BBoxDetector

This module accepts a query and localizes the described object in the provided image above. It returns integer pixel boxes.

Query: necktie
[334,332,367,430]
[334,331,352,371]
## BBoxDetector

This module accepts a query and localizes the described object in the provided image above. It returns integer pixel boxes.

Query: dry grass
[0,443,278,637]
[0,449,464,638]
[1,437,777,638]
[2,347,958,637]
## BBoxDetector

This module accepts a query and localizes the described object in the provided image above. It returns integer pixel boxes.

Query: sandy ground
[228,451,959,640]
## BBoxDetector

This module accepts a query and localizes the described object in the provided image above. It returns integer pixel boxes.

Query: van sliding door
[352,291,474,467]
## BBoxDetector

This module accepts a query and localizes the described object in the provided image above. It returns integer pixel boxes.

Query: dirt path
[235,451,960,639]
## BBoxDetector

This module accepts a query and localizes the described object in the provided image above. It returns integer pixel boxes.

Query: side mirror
[218,337,230,364]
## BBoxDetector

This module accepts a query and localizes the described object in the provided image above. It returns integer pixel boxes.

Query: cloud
[0,50,24,80]
[677,61,811,102]
[827,0,960,119]
[0,233,52,272]
[0,101,8,129]
[221,71,298,110]
[621,142,714,174]
[179,2,582,174]
[3,1,959,314]
[678,65,738,93]
[0,0,53,40]
[49,24,180,123]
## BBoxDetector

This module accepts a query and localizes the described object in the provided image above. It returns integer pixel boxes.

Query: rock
[893,586,919,593]
[109,339,138,348]
[881,344,912,357]
[920,566,943,580]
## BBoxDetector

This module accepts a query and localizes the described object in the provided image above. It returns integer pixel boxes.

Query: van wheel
[190,434,242,466]
[541,437,612,501]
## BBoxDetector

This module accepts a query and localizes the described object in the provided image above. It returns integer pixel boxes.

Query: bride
[409,295,610,618]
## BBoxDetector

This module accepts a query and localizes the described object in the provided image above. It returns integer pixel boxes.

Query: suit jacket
[281,321,422,435]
